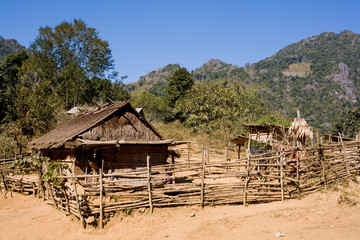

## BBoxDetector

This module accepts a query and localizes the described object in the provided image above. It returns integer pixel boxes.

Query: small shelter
[29,101,173,174]
[230,124,289,157]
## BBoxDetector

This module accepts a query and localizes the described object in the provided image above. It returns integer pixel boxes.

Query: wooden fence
[1,141,360,228]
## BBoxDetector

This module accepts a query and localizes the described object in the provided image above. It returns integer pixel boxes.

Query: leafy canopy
[334,106,360,138]
[175,82,272,134]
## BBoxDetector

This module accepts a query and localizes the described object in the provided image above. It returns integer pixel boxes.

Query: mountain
[126,30,360,132]
[0,36,25,61]
[125,64,180,97]
[191,59,250,84]
[250,30,360,131]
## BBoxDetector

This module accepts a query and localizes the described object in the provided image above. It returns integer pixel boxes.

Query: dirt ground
[1,182,360,240]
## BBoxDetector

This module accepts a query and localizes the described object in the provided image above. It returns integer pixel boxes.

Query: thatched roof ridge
[29,101,163,149]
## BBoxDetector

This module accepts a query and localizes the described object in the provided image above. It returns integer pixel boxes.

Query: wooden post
[338,133,351,178]
[99,168,104,228]
[316,130,320,145]
[171,154,175,184]
[61,186,70,214]
[187,143,190,164]
[47,182,58,208]
[32,182,36,196]
[280,154,284,202]
[243,134,251,206]
[225,141,230,172]
[19,176,23,194]
[238,145,241,160]
[72,177,85,228]
[200,147,205,208]
[38,179,41,199]
[39,176,45,201]
[146,155,153,213]
[206,146,209,164]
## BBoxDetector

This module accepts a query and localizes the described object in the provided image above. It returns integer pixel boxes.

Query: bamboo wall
[1,141,360,228]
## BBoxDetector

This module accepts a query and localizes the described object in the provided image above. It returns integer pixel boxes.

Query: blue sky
[1,0,359,83]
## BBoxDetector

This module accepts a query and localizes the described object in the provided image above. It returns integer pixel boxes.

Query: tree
[164,68,194,121]
[175,82,270,134]
[10,19,129,142]
[0,50,28,122]
[334,107,360,137]
[133,92,165,122]
[26,19,118,108]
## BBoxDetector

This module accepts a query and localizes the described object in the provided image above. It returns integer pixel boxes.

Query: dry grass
[283,63,312,77]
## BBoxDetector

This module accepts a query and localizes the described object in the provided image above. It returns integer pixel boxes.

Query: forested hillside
[0,36,25,61]
[127,30,360,132]
[251,30,360,131]
[125,64,180,97]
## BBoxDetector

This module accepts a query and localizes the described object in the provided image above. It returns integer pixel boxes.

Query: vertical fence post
[243,134,251,206]
[338,133,351,179]
[99,168,104,228]
[200,147,205,208]
[73,177,85,229]
[280,153,284,202]
[146,155,153,213]
[47,182,58,208]
[61,186,70,214]
[187,143,190,164]
[225,141,230,172]
[206,146,209,164]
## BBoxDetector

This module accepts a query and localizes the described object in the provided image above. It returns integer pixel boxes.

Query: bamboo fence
[1,141,360,228]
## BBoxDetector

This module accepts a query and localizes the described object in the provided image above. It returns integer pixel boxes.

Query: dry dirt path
[1,184,360,240]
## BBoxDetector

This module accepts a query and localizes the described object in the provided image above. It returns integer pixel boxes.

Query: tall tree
[0,50,28,122]
[164,68,194,121]
[13,19,129,141]
[26,19,118,108]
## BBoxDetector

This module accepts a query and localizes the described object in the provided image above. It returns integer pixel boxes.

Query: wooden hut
[28,101,173,175]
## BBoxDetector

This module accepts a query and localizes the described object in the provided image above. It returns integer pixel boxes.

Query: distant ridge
[126,30,360,132]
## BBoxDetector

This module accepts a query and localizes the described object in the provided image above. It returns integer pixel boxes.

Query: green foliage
[0,50,28,122]
[165,68,194,121]
[132,92,165,122]
[256,113,291,127]
[175,82,270,134]
[334,106,360,137]
[13,155,48,174]
[42,161,70,185]
[15,62,60,138]
[124,208,133,216]
[13,154,70,185]
[27,19,120,109]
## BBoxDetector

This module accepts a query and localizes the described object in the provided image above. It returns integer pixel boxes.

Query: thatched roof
[288,118,313,146]
[29,101,163,150]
